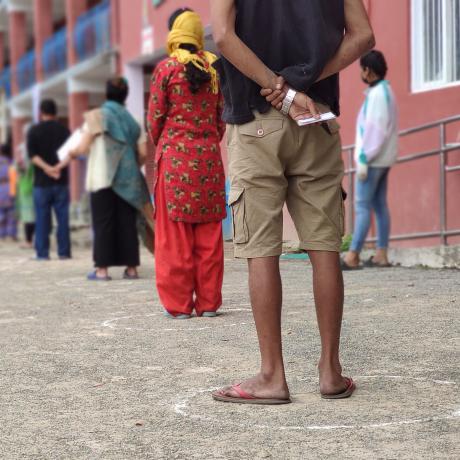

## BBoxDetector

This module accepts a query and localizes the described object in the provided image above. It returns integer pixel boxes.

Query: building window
[412,0,460,91]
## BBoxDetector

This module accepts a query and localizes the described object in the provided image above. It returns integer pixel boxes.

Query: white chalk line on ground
[0,316,36,324]
[172,375,459,431]
[98,308,253,332]
[54,278,148,289]
[295,375,457,385]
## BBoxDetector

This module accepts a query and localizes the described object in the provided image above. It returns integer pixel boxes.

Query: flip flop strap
[232,384,256,400]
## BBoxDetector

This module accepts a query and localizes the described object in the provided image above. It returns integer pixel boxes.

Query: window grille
[412,0,460,91]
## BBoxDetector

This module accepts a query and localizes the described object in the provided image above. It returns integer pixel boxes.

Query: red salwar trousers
[154,164,224,317]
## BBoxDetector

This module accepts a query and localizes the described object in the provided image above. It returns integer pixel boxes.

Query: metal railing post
[439,123,447,246]
[341,114,460,246]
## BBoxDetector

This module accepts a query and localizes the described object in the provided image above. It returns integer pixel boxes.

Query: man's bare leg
[308,250,350,395]
[218,256,290,399]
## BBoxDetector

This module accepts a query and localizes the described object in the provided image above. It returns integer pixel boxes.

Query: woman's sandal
[87,271,112,281]
[123,269,139,280]
[340,259,363,271]
[163,309,191,320]
[321,377,356,400]
[199,312,218,318]
[363,257,392,268]
[212,384,291,405]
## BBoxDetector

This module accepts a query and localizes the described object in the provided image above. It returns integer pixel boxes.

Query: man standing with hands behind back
[28,99,71,261]
[211,0,375,404]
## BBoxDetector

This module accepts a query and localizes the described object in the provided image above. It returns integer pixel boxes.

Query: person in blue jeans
[27,100,71,260]
[342,50,398,269]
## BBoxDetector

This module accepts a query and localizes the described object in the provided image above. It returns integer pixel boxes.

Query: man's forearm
[317,32,375,82]
[31,156,52,171]
[211,0,278,90]
[317,0,375,82]
[215,35,277,89]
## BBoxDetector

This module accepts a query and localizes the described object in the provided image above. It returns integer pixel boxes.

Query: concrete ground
[0,239,459,460]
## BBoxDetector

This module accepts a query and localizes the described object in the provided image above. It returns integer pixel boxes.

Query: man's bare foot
[216,373,290,401]
[318,362,352,395]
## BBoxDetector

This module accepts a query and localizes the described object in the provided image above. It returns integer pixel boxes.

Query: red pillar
[68,92,89,202]
[110,0,121,73]
[8,11,28,95]
[34,0,53,82]
[66,0,88,202]
[66,0,87,66]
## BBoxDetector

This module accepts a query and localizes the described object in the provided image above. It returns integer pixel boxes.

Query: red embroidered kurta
[147,55,227,223]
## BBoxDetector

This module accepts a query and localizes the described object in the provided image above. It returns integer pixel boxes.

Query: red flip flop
[212,383,291,405]
[321,377,356,400]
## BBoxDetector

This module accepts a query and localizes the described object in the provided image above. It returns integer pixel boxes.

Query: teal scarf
[101,101,154,253]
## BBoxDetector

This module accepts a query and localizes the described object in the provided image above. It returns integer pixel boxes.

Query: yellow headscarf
[167,11,218,94]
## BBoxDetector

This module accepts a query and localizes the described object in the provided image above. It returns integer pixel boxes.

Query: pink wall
[340,0,460,143]
[118,0,211,67]
[118,0,460,248]
[339,0,460,247]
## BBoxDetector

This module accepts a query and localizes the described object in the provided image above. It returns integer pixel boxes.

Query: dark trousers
[90,188,140,268]
[33,186,71,259]
[25,223,35,243]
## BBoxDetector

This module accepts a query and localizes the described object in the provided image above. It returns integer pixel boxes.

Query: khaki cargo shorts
[227,107,345,258]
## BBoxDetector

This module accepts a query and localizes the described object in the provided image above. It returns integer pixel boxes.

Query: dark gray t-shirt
[27,120,70,187]
[215,0,345,124]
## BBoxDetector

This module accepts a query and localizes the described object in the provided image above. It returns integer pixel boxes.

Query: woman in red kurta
[147,9,226,319]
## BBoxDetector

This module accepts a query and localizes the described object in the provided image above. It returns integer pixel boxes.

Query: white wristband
[281,89,297,116]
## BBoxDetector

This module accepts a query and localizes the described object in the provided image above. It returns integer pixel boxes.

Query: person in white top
[57,78,154,281]
[343,50,398,269]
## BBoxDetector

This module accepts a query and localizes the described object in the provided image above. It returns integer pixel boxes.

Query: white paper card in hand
[296,111,337,127]
[57,128,83,162]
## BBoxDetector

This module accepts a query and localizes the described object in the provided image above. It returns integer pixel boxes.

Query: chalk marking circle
[99,308,253,332]
[55,277,100,288]
[0,315,36,325]
[173,375,459,431]
[54,278,147,289]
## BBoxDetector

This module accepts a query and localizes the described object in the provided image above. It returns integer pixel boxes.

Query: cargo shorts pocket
[239,118,284,143]
[323,119,341,136]
[228,187,249,244]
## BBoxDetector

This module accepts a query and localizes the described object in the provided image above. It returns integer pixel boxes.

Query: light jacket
[354,80,399,168]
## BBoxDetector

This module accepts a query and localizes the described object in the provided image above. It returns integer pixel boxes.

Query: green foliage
[341,234,353,252]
